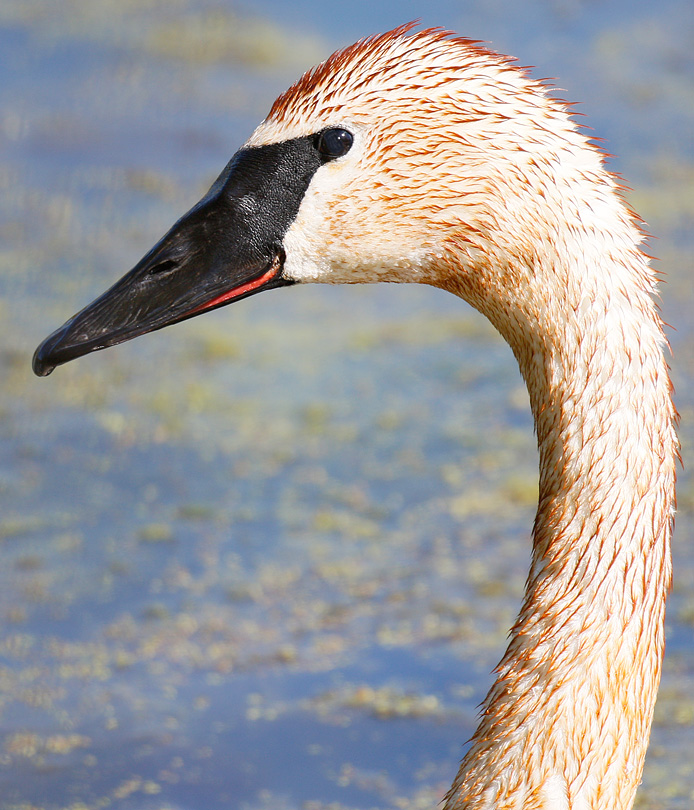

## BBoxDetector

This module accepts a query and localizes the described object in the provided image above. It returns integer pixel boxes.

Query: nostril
[147,258,179,276]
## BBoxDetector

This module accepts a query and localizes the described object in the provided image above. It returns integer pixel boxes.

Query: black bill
[33,135,325,376]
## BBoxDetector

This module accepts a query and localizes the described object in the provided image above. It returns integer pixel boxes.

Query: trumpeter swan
[33,25,677,810]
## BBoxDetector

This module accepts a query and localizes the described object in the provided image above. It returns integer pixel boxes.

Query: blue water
[1,1,692,808]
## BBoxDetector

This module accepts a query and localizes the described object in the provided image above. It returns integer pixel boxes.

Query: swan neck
[445,242,677,810]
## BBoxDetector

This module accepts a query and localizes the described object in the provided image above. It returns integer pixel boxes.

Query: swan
[32,25,677,810]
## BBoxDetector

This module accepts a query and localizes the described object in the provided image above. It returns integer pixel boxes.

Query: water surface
[1,1,693,808]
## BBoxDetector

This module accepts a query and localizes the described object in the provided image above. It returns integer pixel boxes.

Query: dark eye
[315,128,353,161]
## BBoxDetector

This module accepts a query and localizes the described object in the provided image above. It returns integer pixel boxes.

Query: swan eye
[315,128,353,160]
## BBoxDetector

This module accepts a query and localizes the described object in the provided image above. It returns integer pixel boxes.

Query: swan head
[33,24,620,376]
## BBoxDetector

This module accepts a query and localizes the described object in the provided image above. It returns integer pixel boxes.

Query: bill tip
[32,345,57,377]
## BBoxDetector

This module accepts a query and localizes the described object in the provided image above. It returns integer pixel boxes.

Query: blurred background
[1,1,692,808]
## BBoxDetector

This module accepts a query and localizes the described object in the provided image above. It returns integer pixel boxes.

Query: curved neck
[443,237,677,809]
